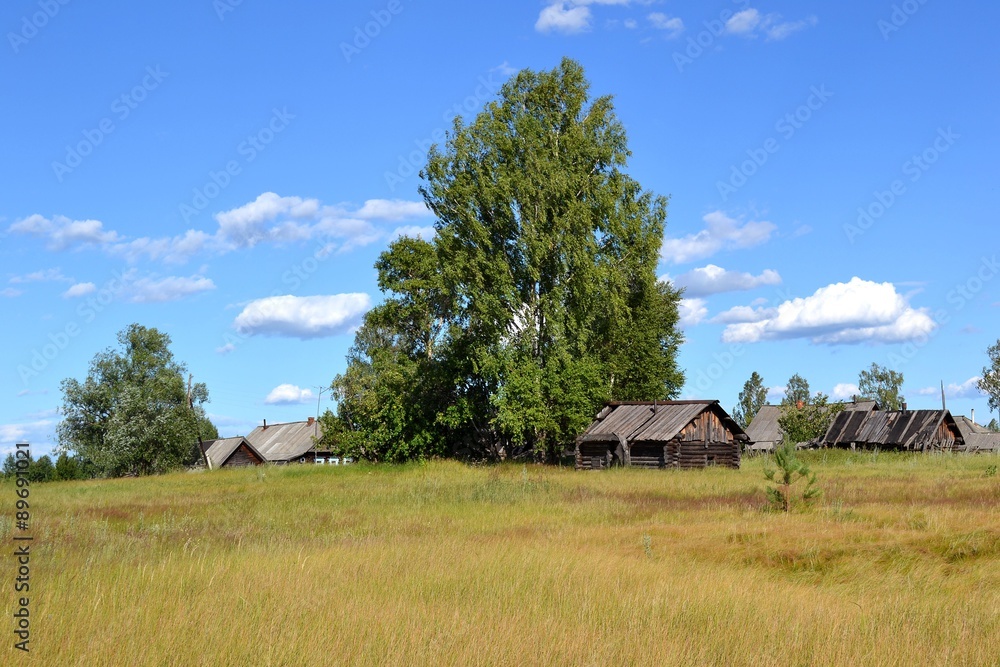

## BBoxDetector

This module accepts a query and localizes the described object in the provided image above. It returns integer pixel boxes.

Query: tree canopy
[57,323,216,477]
[781,374,811,407]
[976,340,1000,415]
[323,59,685,462]
[733,371,767,429]
[857,362,904,410]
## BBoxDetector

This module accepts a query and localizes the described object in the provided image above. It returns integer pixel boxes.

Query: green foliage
[780,374,811,407]
[977,341,1000,414]
[987,418,999,433]
[331,59,684,462]
[777,393,843,446]
[857,362,904,410]
[763,441,821,512]
[733,371,767,429]
[57,323,217,477]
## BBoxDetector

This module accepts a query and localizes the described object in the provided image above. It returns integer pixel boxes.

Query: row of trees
[1,452,91,483]
[318,59,686,462]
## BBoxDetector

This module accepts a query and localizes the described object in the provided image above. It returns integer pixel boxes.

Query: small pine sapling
[763,441,821,512]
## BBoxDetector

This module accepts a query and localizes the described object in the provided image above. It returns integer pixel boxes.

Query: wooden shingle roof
[580,400,746,443]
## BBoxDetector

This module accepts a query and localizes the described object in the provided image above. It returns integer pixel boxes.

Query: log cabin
[576,400,747,470]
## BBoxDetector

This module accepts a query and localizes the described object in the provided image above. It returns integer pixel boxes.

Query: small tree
[733,371,767,429]
[987,418,999,433]
[28,455,55,483]
[763,441,820,512]
[857,362,904,410]
[778,393,843,445]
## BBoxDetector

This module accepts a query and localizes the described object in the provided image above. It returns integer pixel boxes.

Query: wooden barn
[819,409,965,451]
[199,437,266,468]
[745,400,879,452]
[575,400,747,470]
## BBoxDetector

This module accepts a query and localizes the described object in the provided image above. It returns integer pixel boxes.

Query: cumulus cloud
[832,383,860,400]
[63,282,96,298]
[8,214,123,251]
[725,8,817,40]
[721,277,936,345]
[661,211,777,264]
[711,304,778,324]
[12,193,433,265]
[667,264,781,298]
[390,225,437,242]
[678,298,708,327]
[916,377,985,400]
[264,384,315,405]
[535,0,632,34]
[127,274,216,304]
[0,419,57,456]
[648,12,684,38]
[233,293,371,339]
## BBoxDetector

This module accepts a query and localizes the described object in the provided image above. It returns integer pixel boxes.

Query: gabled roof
[246,420,323,462]
[954,415,989,439]
[202,436,265,468]
[822,409,961,449]
[580,400,746,443]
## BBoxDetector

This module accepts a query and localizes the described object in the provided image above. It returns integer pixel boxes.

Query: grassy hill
[2,452,998,665]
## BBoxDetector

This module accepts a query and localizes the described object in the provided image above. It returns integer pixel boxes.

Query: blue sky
[3,0,999,457]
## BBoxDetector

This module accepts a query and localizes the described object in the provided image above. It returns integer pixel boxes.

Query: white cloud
[725,8,761,35]
[233,293,371,339]
[721,277,937,345]
[264,384,315,405]
[9,214,123,251]
[678,298,708,327]
[724,9,817,40]
[711,304,777,324]
[354,199,430,221]
[832,383,860,400]
[492,61,518,76]
[661,211,777,264]
[127,274,216,304]
[63,282,96,298]
[535,0,632,34]
[1,288,22,298]
[0,419,57,457]
[946,377,984,400]
[766,386,786,402]
[648,12,684,38]
[10,268,71,284]
[14,193,432,265]
[915,386,938,396]
[668,264,781,298]
[765,16,818,41]
[536,2,592,33]
[623,18,637,29]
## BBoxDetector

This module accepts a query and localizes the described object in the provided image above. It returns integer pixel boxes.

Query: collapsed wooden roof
[579,400,747,444]
[821,409,962,450]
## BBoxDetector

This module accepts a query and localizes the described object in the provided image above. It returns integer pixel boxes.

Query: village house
[575,400,747,470]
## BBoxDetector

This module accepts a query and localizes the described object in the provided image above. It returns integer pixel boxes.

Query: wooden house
[246,417,336,464]
[575,400,747,470]
[745,400,878,452]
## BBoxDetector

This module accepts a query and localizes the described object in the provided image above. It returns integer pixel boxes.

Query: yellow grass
[2,451,999,665]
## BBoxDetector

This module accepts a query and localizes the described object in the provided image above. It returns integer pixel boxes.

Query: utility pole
[313,386,329,462]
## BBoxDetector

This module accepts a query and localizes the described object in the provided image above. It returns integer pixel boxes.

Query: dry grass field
[2,451,999,666]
